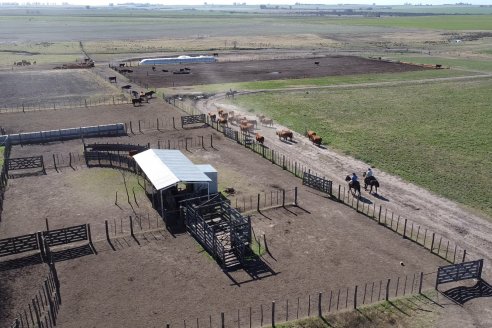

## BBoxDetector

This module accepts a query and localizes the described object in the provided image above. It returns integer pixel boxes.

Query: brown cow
[218,118,228,126]
[276,129,293,141]
[255,133,264,145]
[307,130,317,140]
[311,135,322,146]
[208,113,217,122]
[240,123,254,133]
[218,109,224,116]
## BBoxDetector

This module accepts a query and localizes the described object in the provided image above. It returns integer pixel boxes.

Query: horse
[363,172,380,194]
[345,175,361,197]
[226,90,237,98]
[132,98,142,107]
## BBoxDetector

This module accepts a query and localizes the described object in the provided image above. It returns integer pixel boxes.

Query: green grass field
[226,78,492,219]
[332,15,492,30]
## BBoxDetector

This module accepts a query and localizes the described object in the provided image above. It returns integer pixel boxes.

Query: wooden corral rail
[0,233,40,257]
[43,224,88,247]
[0,223,92,259]
[6,156,45,176]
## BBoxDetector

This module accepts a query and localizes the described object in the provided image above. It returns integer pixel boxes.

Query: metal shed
[133,149,214,219]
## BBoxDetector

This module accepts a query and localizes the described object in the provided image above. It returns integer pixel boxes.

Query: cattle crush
[182,195,252,269]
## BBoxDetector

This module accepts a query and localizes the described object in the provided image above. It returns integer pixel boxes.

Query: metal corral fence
[0,95,131,113]
[163,270,437,328]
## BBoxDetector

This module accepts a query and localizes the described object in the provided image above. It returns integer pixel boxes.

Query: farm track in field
[196,73,492,278]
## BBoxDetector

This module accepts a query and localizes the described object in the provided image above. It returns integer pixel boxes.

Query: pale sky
[46,1,492,6]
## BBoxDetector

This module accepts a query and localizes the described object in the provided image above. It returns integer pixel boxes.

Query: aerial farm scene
[0,1,491,327]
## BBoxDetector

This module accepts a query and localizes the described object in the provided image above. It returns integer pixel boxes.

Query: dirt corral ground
[0,68,124,110]
[123,56,426,88]
[0,101,450,327]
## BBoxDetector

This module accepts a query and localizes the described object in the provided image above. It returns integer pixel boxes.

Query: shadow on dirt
[442,279,492,305]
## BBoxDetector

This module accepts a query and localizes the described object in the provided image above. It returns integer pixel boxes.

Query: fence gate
[302,171,332,194]
[6,156,45,175]
[43,224,88,247]
[181,114,206,127]
[223,127,238,141]
[0,233,40,257]
[436,259,484,289]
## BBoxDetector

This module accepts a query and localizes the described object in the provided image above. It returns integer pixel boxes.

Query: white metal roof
[133,149,211,191]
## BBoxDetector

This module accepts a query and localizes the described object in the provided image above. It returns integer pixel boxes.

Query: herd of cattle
[207,109,322,147]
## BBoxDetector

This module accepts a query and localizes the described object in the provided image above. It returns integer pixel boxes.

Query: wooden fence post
[282,189,285,207]
[257,194,260,212]
[221,312,225,328]
[318,292,322,317]
[403,219,408,238]
[272,301,275,327]
[294,187,298,206]
[385,279,391,301]
[354,285,358,309]
[431,233,436,253]
[378,205,382,224]
[173,117,176,129]
[105,220,110,242]
[462,250,467,263]
[419,272,424,293]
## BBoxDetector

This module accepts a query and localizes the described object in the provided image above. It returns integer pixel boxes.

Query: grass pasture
[226,78,492,218]
[333,15,492,31]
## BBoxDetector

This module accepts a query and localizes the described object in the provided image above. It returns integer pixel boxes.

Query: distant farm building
[139,55,217,65]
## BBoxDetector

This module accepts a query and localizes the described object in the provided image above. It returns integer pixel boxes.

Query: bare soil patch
[125,56,425,88]
[0,68,123,109]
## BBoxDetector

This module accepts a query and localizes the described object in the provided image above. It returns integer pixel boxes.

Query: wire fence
[163,270,437,328]
[231,188,297,213]
[0,95,131,114]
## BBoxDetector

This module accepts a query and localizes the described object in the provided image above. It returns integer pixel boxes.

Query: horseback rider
[366,168,374,180]
[351,173,358,185]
